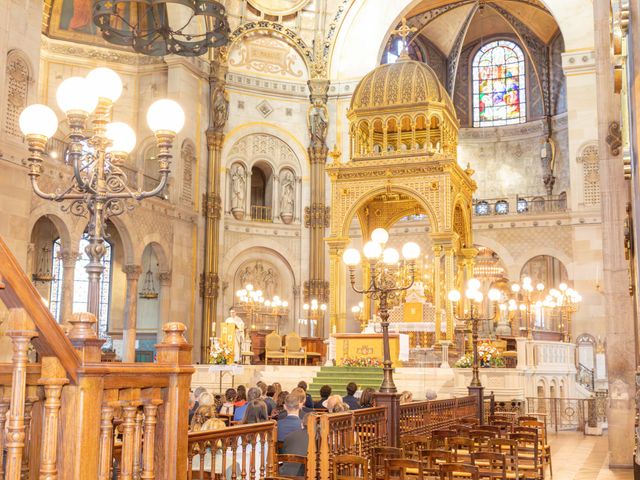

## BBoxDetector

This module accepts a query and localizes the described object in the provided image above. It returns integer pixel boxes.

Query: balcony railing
[250,205,273,222]
[473,193,567,217]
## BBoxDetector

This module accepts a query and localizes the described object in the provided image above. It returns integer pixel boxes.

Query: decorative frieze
[304,204,330,228]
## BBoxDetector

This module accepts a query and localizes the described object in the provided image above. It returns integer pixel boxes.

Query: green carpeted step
[307,366,384,399]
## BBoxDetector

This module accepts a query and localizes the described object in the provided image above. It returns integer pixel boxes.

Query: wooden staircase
[0,235,194,479]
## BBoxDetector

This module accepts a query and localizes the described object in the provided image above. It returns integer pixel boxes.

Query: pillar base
[439,340,452,368]
[467,385,485,424]
[374,392,401,447]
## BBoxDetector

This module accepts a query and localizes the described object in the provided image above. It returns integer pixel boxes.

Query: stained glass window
[472,40,526,127]
[49,235,113,338]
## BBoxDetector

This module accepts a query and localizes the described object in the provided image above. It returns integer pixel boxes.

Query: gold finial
[465,163,475,177]
[392,17,417,59]
[329,144,342,162]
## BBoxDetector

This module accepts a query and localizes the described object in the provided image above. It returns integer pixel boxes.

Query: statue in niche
[279,170,295,224]
[308,100,328,147]
[263,268,277,298]
[230,164,246,220]
[212,86,229,130]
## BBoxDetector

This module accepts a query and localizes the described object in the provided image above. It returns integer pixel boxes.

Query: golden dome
[347,57,459,159]
[350,58,456,115]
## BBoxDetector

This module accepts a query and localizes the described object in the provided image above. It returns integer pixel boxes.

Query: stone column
[432,245,443,342]
[305,79,331,318]
[158,272,172,341]
[122,265,142,363]
[272,173,280,222]
[59,248,78,324]
[444,246,456,340]
[201,58,228,361]
[327,237,349,335]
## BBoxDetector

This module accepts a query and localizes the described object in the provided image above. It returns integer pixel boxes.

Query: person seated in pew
[342,382,361,410]
[280,420,309,477]
[297,380,314,408]
[292,387,313,419]
[277,394,303,442]
[233,387,261,422]
[314,385,332,409]
[219,388,237,416]
[359,387,376,409]
[264,384,276,415]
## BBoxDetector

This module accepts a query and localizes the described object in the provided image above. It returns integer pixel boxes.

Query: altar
[332,333,407,366]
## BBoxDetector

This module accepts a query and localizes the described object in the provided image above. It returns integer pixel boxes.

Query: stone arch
[27,209,73,251]
[328,0,593,81]
[136,235,171,271]
[518,253,570,286]
[514,248,573,281]
[340,185,440,238]
[473,234,517,280]
[222,123,307,176]
[225,22,313,75]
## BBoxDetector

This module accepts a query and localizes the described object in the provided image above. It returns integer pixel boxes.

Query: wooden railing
[0,234,194,479]
[186,421,277,480]
[399,396,478,436]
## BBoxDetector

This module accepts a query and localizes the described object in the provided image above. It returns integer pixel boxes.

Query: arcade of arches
[0,0,638,476]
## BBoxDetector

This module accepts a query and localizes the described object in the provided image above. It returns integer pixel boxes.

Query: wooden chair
[371,447,403,480]
[419,449,451,477]
[276,454,307,479]
[519,420,551,477]
[509,433,542,479]
[401,435,431,459]
[284,332,306,365]
[438,463,480,480]
[449,436,475,463]
[430,429,457,449]
[459,417,480,426]
[384,458,424,480]
[334,454,369,480]
[472,426,501,437]
[490,420,513,435]
[450,424,472,435]
[471,452,506,479]
[470,431,496,451]
[265,331,285,365]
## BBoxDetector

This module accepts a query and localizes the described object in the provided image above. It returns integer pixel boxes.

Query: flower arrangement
[210,343,232,365]
[341,356,382,367]
[454,341,505,368]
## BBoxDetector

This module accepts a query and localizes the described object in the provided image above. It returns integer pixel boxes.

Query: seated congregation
[184,379,551,480]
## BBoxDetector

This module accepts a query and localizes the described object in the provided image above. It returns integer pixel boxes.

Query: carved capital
[123,265,142,280]
[206,129,224,149]
[203,193,222,219]
[308,144,329,163]
[606,121,622,157]
[158,271,172,286]
[304,204,330,228]
[303,280,330,304]
[58,249,80,267]
[200,273,219,299]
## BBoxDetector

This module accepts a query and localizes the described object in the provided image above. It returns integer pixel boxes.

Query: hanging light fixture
[139,258,159,299]
[93,1,230,57]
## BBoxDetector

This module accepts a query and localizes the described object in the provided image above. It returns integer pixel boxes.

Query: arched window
[472,40,526,127]
[50,235,113,337]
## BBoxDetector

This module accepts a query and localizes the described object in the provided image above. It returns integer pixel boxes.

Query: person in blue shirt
[233,386,261,422]
[342,382,361,410]
[277,393,303,442]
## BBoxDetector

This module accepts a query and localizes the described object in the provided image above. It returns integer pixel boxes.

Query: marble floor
[548,431,633,479]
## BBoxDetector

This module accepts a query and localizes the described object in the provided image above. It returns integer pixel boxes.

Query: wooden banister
[0,236,80,381]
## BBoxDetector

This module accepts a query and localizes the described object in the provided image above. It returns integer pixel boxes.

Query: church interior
[0,0,638,478]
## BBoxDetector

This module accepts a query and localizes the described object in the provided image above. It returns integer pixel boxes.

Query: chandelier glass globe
[87,67,123,103]
[19,104,59,138]
[147,99,186,134]
[56,77,99,115]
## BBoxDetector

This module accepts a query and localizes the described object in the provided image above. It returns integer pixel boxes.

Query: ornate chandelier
[93,1,230,57]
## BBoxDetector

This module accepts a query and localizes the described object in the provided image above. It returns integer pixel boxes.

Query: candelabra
[508,277,545,340]
[19,67,185,328]
[303,298,326,337]
[351,301,366,331]
[545,283,582,342]
[448,280,502,389]
[343,228,420,393]
[236,284,289,331]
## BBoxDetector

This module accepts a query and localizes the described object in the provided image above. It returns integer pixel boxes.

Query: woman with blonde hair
[399,391,413,404]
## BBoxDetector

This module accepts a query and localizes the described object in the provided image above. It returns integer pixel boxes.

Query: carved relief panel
[235,260,280,299]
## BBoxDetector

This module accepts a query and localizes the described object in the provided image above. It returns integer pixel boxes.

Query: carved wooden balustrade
[0,235,194,480]
[186,421,277,480]
[398,396,478,437]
